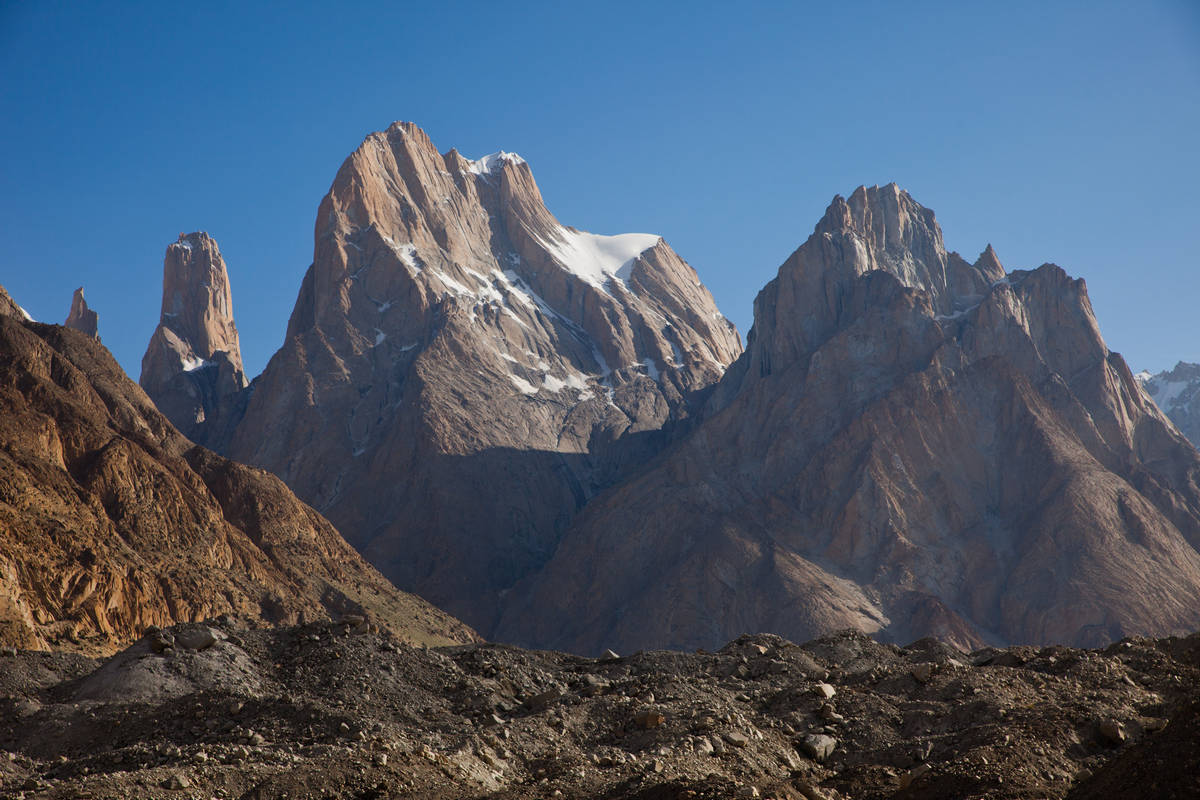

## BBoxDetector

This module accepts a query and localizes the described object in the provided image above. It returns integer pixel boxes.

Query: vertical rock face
[496,184,1200,654]
[0,282,476,654]
[224,122,741,634]
[64,287,99,337]
[1136,363,1200,449]
[139,232,248,444]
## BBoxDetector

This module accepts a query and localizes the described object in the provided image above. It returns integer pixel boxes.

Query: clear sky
[2,1,1198,380]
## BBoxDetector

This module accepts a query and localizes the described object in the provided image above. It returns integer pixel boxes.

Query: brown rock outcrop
[0,285,476,654]
[0,284,28,320]
[221,122,741,634]
[63,287,98,337]
[139,232,248,444]
[496,184,1200,654]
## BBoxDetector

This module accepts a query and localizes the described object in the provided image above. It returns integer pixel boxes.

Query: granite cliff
[203,122,742,634]
[497,185,1200,654]
[138,126,1200,656]
[63,287,98,338]
[139,232,249,446]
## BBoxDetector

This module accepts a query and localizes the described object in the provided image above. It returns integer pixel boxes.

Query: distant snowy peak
[467,151,526,176]
[1137,362,1200,450]
[537,227,662,290]
[1138,362,1200,413]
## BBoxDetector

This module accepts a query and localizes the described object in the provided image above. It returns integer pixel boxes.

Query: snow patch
[16,304,33,322]
[1146,377,1194,411]
[432,271,473,296]
[542,372,590,393]
[509,375,538,395]
[668,340,684,366]
[181,355,213,372]
[641,358,660,381]
[467,151,526,175]
[374,330,387,346]
[536,227,660,291]
[383,239,421,275]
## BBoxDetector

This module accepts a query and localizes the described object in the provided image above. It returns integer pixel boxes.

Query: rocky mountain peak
[156,232,243,368]
[139,232,248,441]
[976,242,1003,274]
[497,186,1200,656]
[809,183,951,306]
[64,287,99,337]
[285,119,739,430]
[224,121,742,634]
[737,185,1007,387]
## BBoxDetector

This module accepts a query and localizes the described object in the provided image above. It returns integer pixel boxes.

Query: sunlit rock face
[64,287,99,338]
[496,185,1200,655]
[223,122,742,634]
[139,232,248,445]
[0,285,476,654]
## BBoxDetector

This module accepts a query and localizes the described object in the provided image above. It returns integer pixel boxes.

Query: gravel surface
[2,617,1198,799]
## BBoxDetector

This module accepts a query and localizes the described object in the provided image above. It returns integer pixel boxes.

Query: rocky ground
[1,618,1198,799]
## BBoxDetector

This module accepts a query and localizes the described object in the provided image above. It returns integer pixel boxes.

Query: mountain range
[120,122,1200,656]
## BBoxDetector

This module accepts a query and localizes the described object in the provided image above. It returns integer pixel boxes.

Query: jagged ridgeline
[498,185,1200,654]
[150,122,743,636]
[142,124,1200,655]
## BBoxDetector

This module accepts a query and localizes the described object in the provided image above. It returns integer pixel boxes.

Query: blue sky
[2,1,1198,379]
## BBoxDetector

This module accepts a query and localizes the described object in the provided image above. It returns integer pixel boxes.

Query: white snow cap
[538,226,661,290]
[467,151,526,176]
[16,304,33,322]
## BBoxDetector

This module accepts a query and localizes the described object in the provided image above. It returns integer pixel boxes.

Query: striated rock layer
[497,184,1200,654]
[63,287,98,338]
[219,122,742,634]
[139,232,248,445]
[0,286,476,654]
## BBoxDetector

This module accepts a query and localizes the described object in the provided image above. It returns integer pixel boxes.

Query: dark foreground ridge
[1,619,1198,799]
